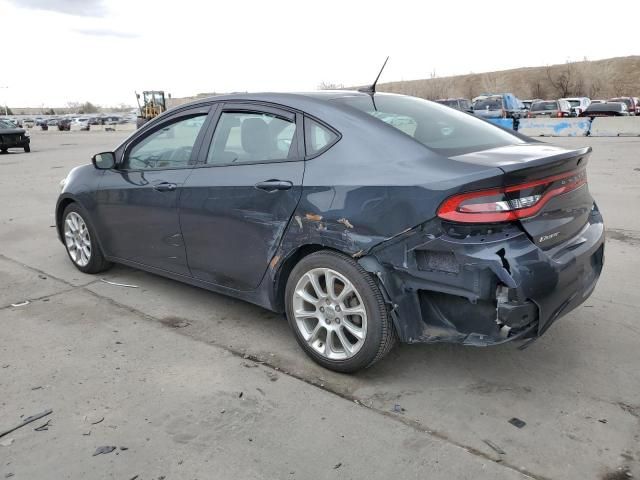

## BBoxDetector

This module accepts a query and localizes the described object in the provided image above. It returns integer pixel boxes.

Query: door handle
[153,182,177,192]
[255,179,293,192]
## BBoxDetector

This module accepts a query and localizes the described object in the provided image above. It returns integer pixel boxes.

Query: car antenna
[358,56,389,111]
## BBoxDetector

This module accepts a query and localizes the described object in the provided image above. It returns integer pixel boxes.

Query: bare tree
[546,62,578,97]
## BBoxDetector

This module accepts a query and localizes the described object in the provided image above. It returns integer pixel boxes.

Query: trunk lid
[450,144,593,249]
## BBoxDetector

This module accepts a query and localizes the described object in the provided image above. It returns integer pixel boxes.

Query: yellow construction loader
[135,91,167,128]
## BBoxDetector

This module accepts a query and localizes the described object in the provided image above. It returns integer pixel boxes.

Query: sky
[1,0,639,108]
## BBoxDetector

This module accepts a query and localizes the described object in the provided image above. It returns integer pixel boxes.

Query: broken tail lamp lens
[437,169,587,223]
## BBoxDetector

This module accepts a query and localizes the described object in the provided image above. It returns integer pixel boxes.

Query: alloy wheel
[64,211,92,267]
[292,268,368,360]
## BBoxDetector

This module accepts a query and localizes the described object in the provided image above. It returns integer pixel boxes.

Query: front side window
[305,118,339,156]
[334,94,523,156]
[206,111,296,165]
[125,115,206,170]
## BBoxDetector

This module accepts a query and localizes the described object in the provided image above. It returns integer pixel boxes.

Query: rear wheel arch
[273,244,344,312]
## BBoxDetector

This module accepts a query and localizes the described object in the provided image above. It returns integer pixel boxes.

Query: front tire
[285,251,396,373]
[62,203,112,274]
[24,145,30,153]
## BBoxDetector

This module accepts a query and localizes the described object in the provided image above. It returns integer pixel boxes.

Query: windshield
[473,97,503,110]
[567,100,581,108]
[332,94,523,156]
[531,101,558,111]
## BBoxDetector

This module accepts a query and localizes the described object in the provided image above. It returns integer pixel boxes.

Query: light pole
[0,86,8,116]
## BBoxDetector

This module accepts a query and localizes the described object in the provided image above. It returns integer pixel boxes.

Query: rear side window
[531,101,558,111]
[304,118,338,156]
[207,112,296,165]
[334,94,523,156]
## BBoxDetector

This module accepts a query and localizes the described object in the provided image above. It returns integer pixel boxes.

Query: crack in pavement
[1,253,559,480]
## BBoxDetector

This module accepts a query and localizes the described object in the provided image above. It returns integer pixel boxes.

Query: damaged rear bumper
[359,205,605,346]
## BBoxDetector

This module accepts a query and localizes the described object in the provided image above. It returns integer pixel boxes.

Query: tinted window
[305,118,338,156]
[567,100,581,108]
[531,101,559,111]
[473,97,503,110]
[333,94,523,156]
[207,112,296,165]
[125,115,206,170]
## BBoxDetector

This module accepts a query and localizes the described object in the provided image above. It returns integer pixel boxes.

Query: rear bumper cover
[360,205,604,346]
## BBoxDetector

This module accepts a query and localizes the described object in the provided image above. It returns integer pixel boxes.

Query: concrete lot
[1,130,639,480]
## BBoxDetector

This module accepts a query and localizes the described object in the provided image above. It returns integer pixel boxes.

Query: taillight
[437,169,587,223]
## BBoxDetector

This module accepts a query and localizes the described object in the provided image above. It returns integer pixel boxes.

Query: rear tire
[285,250,396,373]
[23,145,30,153]
[62,203,112,274]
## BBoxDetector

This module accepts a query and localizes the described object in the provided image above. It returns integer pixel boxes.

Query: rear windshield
[473,97,503,110]
[531,101,558,111]
[588,103,623,112]
[609,98,631,107]
[332,94,523,156]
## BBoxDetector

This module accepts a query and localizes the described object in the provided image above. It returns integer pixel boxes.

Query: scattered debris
[120,446,129,451]
[391,404,405,414]
[10,301,30,307]
[599,419,608,424]
[129,476,139,480]
[31,386,43,390]
[5,473,14,478]
[0,438,14,447]
[238,392,244,398]
[88,416,104,425]
[34,419,51,432]
[242,362,258,368]
[38,274,47,280]
[220,409,226,414]
[2,365,9,368]
[172,321,190,328]
[0,409,52,439]
[83,431,91,436]
[508,417,526,429]
[305,213,323,222]
[160,316,191,328]
[93,446,116,456]
[100,279,139,288]
[333,462,342,469]
[256,387,266,396]
[483,439,506,455]
[337,218,354,229]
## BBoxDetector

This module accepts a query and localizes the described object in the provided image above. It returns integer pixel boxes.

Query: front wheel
[285,251,396,373]
[23,145,30,153]
[62,204,112,274]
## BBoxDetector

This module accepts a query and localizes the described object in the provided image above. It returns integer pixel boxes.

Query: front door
[179,104,305,290]
[95,109,210,275]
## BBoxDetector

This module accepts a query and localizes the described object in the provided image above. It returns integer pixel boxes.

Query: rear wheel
[285,251,396,373]
[23,145,30,153]
[62,203,112,274]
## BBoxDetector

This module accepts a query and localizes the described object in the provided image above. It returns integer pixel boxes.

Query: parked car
[435,98,473,113]
[528,100,573,118]
[47,118,59,126]
[580,102,630,117]
[561,97,591,116]
[56,91,604,372]
[72,118,90,131]
[608,97,637,115]
[22,118,35,128]
[472,93,526,119]
[58,118,72,131]
[0,118,31,153]
[521,99,542,112]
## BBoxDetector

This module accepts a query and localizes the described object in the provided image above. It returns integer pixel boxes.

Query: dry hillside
[374,56,640,100]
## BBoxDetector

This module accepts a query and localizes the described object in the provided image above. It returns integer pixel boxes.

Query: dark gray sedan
[56,92,604,372]
[0,119,30,153]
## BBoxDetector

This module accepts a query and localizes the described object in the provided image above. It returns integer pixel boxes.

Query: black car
[58,118,72,131]
[56,92,604,372]
[580,102,630,118]
[0,119,31,153]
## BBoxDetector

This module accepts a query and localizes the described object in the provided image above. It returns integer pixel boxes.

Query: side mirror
[92,152,115,170]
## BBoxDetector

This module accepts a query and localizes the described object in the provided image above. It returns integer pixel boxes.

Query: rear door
[95,106,211,274]
[180,103,305,291]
